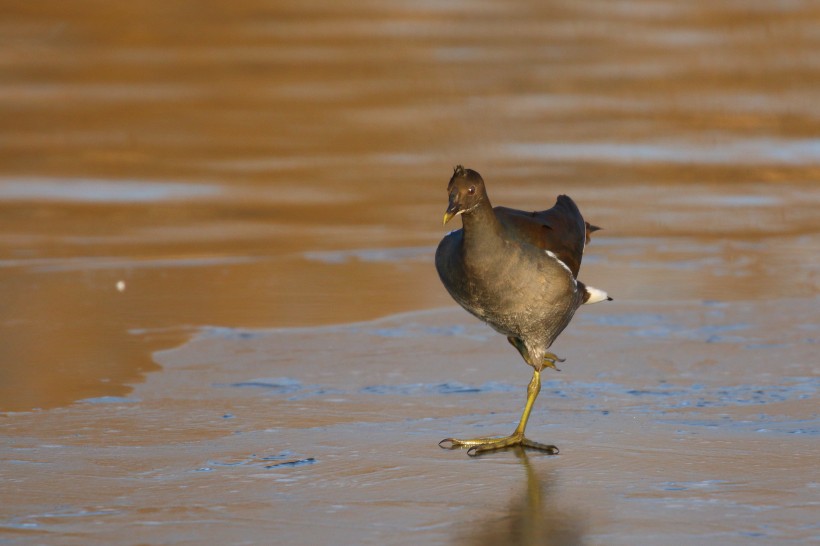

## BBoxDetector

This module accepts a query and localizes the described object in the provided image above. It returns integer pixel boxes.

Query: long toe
[467,437,559,457]
[441,431,558,457]
[521,438,559,454]
[440,434,515,449]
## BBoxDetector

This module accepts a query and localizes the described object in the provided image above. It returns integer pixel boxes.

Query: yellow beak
[443,210,456,225]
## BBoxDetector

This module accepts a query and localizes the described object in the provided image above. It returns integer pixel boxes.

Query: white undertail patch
[584,285,610,304]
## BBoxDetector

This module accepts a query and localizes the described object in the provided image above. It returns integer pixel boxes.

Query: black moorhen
[435,166,610,456]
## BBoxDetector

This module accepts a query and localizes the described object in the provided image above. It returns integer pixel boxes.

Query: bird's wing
[495,195,592,278]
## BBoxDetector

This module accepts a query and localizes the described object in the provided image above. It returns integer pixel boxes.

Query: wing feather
[494,195,594,278]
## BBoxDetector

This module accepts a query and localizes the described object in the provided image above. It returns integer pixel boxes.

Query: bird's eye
[468,186,476,195]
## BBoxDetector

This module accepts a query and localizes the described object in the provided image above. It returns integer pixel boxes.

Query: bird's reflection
[457,448,585,546]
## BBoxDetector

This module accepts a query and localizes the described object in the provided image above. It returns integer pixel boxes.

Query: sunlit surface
[0,1,817,544]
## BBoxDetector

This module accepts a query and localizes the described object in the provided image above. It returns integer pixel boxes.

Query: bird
[435,165,611,456]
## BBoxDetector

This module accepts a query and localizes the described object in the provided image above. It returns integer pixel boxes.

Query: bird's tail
[579,283,612,304]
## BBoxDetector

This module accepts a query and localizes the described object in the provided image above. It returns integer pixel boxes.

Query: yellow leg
[439,370,559,456]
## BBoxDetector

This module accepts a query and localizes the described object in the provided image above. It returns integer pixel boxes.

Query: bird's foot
[542,352,565,371]
[439,432,558,457]
[506,338,566,371]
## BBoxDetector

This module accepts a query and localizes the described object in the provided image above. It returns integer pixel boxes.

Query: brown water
[1,1,818,544]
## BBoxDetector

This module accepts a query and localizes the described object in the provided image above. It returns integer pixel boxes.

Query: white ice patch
[584,285,610,304]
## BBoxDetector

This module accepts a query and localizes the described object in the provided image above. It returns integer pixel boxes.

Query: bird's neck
[460,197,503,247]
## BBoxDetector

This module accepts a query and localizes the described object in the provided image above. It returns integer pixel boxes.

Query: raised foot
[543,352,566,371]
[439,433,559,457]
[506,337,566,371]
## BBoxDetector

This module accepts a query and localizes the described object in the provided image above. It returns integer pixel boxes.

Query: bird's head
[443,165,486,225]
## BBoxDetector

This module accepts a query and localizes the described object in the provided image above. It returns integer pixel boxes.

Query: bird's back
[494,195,587,279]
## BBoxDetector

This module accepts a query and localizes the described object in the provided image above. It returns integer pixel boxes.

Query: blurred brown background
[0,1,817,410]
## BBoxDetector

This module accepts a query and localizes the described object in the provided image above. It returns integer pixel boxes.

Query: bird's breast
[436,236,580,336]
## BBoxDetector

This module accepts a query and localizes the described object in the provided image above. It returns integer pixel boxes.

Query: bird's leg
[439,369,559,457]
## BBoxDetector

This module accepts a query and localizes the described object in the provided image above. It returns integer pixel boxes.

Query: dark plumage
[435,165,610,456]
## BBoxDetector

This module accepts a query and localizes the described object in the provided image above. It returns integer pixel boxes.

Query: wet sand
[1,1,819,544]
